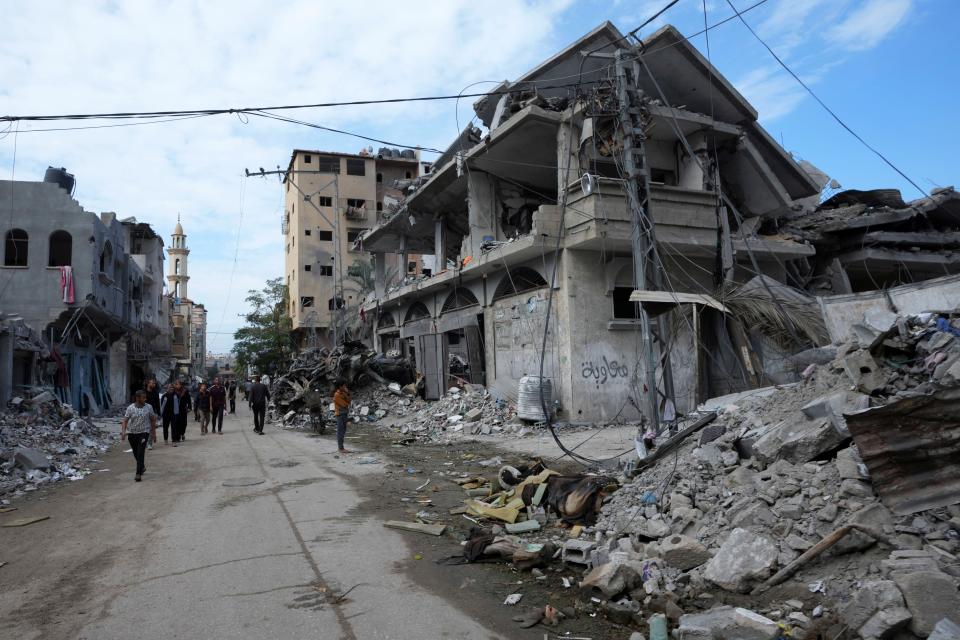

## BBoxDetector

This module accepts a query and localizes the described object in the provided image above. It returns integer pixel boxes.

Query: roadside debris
[1,388,113,498]
[1,515,50,527]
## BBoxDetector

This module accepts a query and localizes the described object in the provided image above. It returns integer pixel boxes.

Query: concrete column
[434,217,446,273]
[373,252,386,298]
[678,132,709,190]
[398,235,408,281]
[466,173,497,257]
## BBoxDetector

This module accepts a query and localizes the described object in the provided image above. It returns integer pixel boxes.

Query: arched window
[4,229,28,266]
[48,230,72,267]
[377,312,396,329]
[441,287,479,313]
[492,267,547,301]
[174,282,180,299]
[403,301,430,323]
[175,258,181,275]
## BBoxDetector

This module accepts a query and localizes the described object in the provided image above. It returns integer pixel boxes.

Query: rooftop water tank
[378,147,391,158]
[516,375,552,422]
[400,149,415,159]
[44,166,75,194]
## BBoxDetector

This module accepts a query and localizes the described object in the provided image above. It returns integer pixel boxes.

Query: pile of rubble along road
[579,311,960,639]
[270,341,415,413]
[1,389,115,499]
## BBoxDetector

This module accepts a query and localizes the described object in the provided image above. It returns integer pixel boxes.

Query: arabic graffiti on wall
[581,355,630,385]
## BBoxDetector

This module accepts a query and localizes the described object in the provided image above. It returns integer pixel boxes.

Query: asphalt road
[0,404,505,640]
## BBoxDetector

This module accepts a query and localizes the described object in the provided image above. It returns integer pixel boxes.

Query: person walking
[191,379,201,422]
[333,377,352,454]
[121,390,157,482]
[249,375,270,434]
[228,380,237,414]
[245,378,253,408]
[144,379,162,449]
[159,384,176,444]
[209,377,226,435]
[198,382,211,435]
[172,380,192,444]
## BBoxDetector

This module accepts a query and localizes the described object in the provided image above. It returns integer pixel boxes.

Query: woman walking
[159,384,176,444]
[121,390,157,482]
[198,382,211,435]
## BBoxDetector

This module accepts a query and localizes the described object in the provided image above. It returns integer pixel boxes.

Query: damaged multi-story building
[351,22,919,423]
[0,168,180,412]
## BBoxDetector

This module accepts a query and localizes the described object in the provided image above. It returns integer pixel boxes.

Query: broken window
[48,230,71,267]
[376,202,383,211]
[300,296,314,308]
[376,173,383,183]
[492,267,547,301]
[304,229,311,236]
[346,198,365,209]
[405,171,412,179]
[319,265,333,276]
[346,159,365,176]
[100,241,113,275]
[318,230,333,241]
[4,228,28,267]
[650,168,677,186]
[317,196,333,207]
[304,154,312,164]
[316,156,339,173]
[328,297,344,311]
[347,230,362,246]
[408,261,416,273]
[304,264,311,271]
[612,287,640,319]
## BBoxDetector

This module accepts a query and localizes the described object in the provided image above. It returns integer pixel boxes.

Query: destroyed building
[354,23,822,421]
[0,169,178,411]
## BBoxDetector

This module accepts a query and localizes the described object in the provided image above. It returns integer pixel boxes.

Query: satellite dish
[581,173,597,195]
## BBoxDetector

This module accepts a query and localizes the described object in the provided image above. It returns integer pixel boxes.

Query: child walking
[333,378,352,454]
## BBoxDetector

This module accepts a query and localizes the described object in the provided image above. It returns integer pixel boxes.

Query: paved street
[1,405,505,640]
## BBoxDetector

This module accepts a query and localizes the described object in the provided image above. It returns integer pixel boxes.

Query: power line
[723,0,927,198]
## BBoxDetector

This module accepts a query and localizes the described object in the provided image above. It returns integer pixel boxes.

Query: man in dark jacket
[228,380,237,414]
[208,377,227,435]
[249,376,270,434]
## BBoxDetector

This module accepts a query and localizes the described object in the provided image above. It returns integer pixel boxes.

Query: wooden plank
[2,516,50,528]
[383,520,447,536]
[0,507,18,514]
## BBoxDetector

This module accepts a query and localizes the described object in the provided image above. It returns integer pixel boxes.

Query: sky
[1,0,956,352]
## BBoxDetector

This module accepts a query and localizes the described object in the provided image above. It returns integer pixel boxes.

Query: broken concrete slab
[800,391,869,436]
[882,550,941,576]
[677,606,780,640]
[859,607,912,640]
[505,520,541,534]
[13,447,52,471]
[660,534,711,570]
[580,559,642,598]
[382,520,446,536]
[842,350,887,394]
[463,407,483,423]
[839,580,907,633]
[892,571,960,637]
[753,417,848,465]
[703,528,779,593]
[929,618,960,640]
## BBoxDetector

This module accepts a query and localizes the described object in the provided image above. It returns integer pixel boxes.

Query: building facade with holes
[282,149,424,348]
[356,23,823,422]
[0,173,175,412]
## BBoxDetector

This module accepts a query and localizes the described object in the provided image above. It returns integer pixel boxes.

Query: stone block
[703,528,779,593]
[859,607,912,639]
[678,606,780,640]
[732,503,776,528]
[463,407,483,422]
[562,539,596,565]
[580,559,642,598]
[892,571,960,637]
[839,580,906,631]
[754,418,848,465]
[660,534,711,571]
[835,446,869,480]
[14,447,52,471]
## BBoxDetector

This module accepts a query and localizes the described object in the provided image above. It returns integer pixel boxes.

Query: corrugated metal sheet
[846,386,960,515]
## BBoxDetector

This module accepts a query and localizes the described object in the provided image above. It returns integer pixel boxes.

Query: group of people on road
[122,372,354,481]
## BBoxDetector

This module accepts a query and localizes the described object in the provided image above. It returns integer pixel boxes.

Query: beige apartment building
[283,148,420,348]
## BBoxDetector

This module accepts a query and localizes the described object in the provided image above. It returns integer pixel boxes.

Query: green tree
[233,278,293,377]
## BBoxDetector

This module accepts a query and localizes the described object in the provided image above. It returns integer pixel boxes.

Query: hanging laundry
[58,265,75,303]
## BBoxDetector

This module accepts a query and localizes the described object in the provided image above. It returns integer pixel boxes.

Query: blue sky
[1,0,956,352]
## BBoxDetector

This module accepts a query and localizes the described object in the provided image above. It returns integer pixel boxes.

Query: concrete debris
[929,618,960,640]
[892,571,960,637]
[703,528,779,593]
[659,534,711,571]
[677,606,780,640]
[1,388,113,497]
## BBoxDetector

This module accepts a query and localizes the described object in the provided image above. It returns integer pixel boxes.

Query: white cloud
[0,0,575,351]
[827,0,912,50]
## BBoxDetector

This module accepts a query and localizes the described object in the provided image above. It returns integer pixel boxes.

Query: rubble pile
[270,341,414,412]
[573,311,960,639]
[1,389,114,498]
